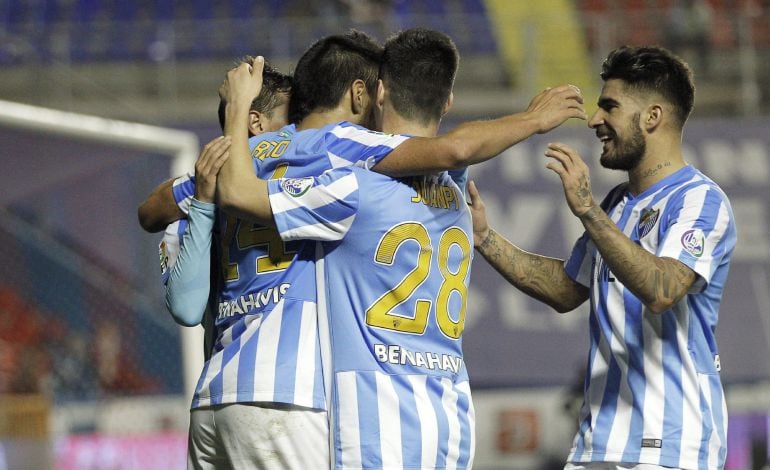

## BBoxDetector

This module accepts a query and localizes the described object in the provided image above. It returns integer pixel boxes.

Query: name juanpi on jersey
[410,179,463,211]
[217,283,291,320]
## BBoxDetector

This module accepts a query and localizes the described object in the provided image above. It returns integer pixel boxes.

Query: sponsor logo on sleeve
[681,229,705,257]
[280,177,313,197]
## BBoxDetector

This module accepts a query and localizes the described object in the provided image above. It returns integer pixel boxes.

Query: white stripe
[598,201,634,455]
[700,374,719,470]
[694,200,730,279]
[293,301,318,408]
[195,326,233,407]
[282,214,356,242]
[640,311,664,464]
[221,314,262,402]
[409,375,438,469]
[456,381,475,468]
[329,124,409,148]
[676,303,703,468]
[376,373,403,469]
[338,371,362,469]
[328,150,355,169]
[252,301,284,399]
[441,378,461,470]
[315,244,335,466]
[271,171,358,215]
[578,253,610,455]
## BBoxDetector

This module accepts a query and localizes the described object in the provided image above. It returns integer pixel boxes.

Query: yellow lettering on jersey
[252,139,290,161]
[410,180,460,211]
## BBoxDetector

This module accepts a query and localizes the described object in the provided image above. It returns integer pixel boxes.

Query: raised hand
[218,56,265,108]
[544,142,597,218]
[467,180,491,248]
[194,136,231,203]
[526,85,587,134]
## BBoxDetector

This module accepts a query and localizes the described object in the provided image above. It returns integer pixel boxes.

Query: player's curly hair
[217,58,292,132]
[289,30,383,124]
[600,45,695,128]
[381,28,458,125]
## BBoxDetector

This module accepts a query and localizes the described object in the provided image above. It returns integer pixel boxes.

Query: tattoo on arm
[476,229,588,312]
[579,208,697,312]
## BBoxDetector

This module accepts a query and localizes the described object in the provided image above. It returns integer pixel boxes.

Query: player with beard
[469,45,736,469]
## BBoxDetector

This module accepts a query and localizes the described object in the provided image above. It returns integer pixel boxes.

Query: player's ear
[248,110,263,136]
[643,103,663,133]
[351,79,367,115]
[376,79,386,110]
[442,91,454,116]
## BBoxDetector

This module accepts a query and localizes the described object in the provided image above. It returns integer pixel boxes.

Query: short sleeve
[564,231,593,287]
[268,167,360,242]
[657,184,735,291]
[172,173,196,215]
[325,123,410,169]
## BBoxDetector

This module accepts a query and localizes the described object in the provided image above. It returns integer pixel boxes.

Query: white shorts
[188,402,329,470]
[565,463,682,470]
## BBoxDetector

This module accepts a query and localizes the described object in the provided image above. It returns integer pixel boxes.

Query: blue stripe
[172,177,195,205]
[280,193,357,230]
[572,284,602,460]
[356,373,382,468]
[273,303,300,402]
[326,128,402,165]
[428,377,450,468]
[396,376,421,466]
[235,318,258,402]
[661,312,684,464]
[591,355,622,458]
[621,290,646,461]
[210,320,247,405]
[455,385,473,469]
[709,374,727,468]
[191,358,211,408]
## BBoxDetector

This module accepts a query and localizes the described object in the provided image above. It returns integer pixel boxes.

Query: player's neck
[382,113,440,138]
[297,108,362,131]
[627,135,686,195]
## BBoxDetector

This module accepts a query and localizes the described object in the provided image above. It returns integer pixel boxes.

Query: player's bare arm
[137,177,185,233]
[545,142,697,313]
[373,85,587,176]
[468,180,589,313]
[216,57,274,225]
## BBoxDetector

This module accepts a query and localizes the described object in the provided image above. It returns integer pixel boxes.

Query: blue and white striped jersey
[156,173,196,284]
[170,123,410,410]
[564,165,736,470]
[269,167,476,469]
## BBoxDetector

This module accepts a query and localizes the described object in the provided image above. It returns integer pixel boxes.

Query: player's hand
[219,56,264,108]
[526,84,587,134]
[467,180,491,248]
[194,136,231,203]
[544,142,597,218]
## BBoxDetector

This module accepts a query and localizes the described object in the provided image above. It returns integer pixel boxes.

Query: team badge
[281,177,313,197]
[681,229,705,257]
[637,207,660,239]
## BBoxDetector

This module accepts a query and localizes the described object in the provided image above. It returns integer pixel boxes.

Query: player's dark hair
[288,30,383,124]
[381,28,458,125]
[218,58,292,132]
[600,45,695,128]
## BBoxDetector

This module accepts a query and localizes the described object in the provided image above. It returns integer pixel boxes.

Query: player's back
[194,121,409,410]
[319,168,476,469]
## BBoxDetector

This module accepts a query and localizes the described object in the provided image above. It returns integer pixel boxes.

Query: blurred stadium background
[1,0,769,468]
